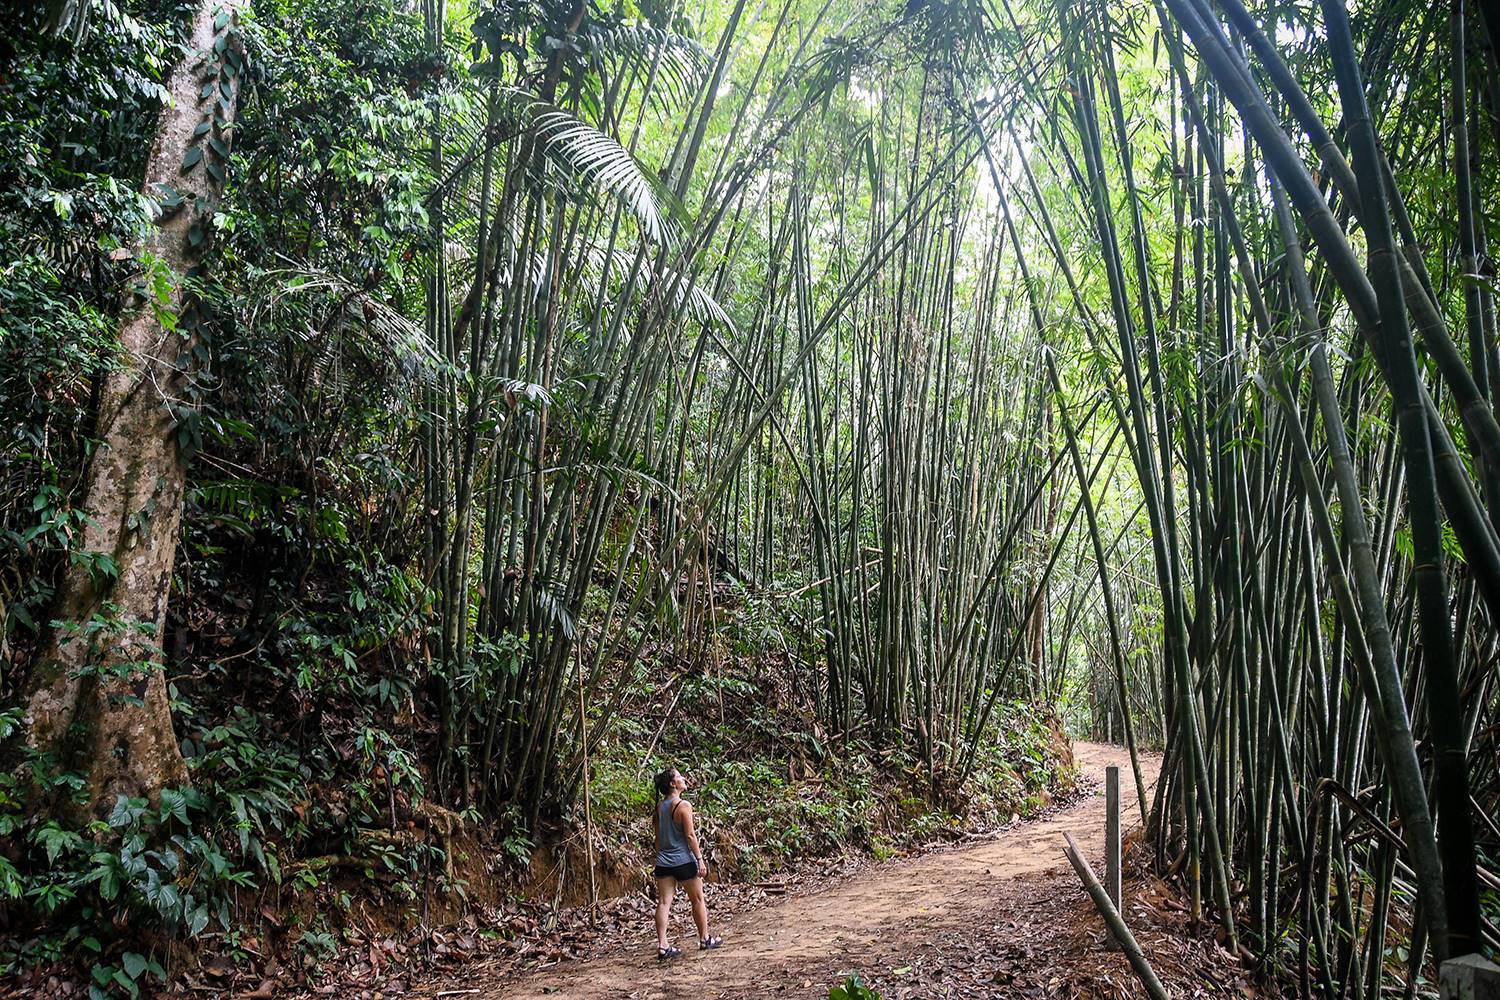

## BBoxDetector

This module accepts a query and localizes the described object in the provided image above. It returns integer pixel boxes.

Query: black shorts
[653,861,699,881]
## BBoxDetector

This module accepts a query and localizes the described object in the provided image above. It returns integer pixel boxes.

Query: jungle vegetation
[1,0,1497,992]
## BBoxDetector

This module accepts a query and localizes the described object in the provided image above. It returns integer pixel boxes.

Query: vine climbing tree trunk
[22,0,243,817]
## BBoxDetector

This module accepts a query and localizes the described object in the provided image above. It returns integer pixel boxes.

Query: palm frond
[190,479,299,536]
[680,280,734,330]
[253,263,446,382]
[501,91,677,248]
[575,241,733,330]
[532,583,577,641]
[495,246,552,299]
[579,23,713,110]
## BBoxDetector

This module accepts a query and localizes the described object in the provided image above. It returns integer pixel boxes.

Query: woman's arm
[680,804,706,875]
[652,804,660,851]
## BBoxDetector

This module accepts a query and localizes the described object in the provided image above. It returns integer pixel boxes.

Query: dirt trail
[413,743,1162,1000]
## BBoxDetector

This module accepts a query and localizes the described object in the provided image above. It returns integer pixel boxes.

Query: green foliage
[828,973,883,1000]
[4,0,1079,984]
[0,684,465,985]
[89,949,166,1000]
[591,666,1070,885]
[17,0,1458,990]
[0,701,312,974]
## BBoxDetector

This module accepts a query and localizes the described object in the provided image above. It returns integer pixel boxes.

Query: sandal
[699,936,724,950]
[657,946,683,960]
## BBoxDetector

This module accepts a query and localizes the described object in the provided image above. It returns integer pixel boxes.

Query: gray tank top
[656,798,695,867]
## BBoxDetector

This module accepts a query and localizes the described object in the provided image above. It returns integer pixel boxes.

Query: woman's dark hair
[653,768,677,798]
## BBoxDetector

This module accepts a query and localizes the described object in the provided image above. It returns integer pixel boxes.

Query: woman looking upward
[651,767,723,959]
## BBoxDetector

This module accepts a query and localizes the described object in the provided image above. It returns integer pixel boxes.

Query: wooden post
[1106,764,1122,907]
[1104,764,1122,950]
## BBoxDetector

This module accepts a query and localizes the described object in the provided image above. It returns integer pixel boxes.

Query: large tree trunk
[23,0,241,817]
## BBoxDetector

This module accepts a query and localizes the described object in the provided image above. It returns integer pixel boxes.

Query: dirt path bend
[414,743,1162,1000]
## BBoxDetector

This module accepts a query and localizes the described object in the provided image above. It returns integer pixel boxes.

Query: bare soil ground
[404,743,1257,1000]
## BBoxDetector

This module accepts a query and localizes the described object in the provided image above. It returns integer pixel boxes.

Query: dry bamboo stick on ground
[1062,832,1171,1000]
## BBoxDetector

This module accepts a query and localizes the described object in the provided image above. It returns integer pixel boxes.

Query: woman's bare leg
[684,878,709,940]
[654,877,676,949]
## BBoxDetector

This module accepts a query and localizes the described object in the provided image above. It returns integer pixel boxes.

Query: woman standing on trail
[652,767,723,959]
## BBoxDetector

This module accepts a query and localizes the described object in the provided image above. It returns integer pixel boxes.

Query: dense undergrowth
[1,467,1073,994]
[589,674,1071,881]
[6,0,1498,990]
[0,602,1071,996]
